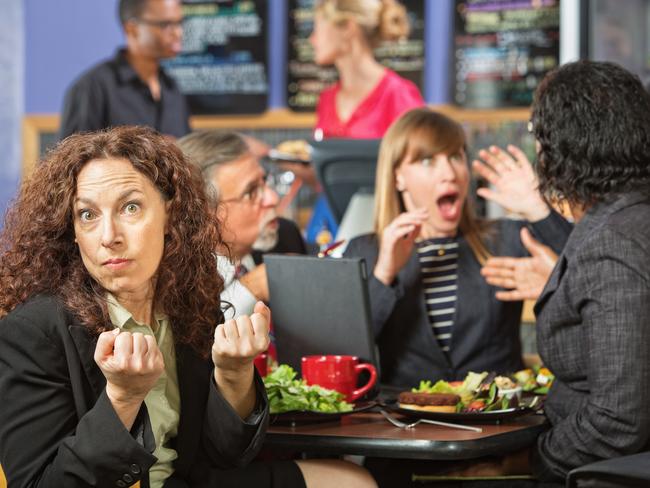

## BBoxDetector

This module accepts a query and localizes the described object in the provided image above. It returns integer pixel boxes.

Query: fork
[379,409,483,433]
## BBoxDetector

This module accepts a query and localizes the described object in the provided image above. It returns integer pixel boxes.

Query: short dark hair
[118,0,150,25]
[532,60,650,206]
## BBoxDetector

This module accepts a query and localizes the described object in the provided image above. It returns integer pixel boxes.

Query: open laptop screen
[265,254,378,377]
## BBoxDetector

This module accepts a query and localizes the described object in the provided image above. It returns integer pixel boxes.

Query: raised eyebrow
[117,189,144,202]
[74,189,144,207]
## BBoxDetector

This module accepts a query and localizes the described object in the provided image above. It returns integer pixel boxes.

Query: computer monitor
[265,254,379,376]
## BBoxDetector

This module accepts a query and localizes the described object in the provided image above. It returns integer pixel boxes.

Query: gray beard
[253,223,280,252]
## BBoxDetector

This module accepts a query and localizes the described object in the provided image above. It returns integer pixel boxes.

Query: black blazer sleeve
[344,234,407,338]
[200,373,269,469]
[528,209,573,255]
[531,226,650,480]
[0,300,157,488]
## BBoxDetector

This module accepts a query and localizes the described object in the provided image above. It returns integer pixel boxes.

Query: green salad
[263,365,354,414]
[413,371,515,412]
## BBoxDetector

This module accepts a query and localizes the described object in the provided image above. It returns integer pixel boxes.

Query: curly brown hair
[0,126,224,357]
[532,61,650,206]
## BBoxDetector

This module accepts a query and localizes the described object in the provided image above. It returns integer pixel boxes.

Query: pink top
[315,69,425,139]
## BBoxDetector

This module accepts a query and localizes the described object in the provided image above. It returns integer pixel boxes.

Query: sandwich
[398,391,460,413]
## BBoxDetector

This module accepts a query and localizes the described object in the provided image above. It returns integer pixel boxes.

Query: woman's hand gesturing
[374,209,428,286]
[212,302,271,417]
[212,301,271,375]
[481,227,558,301]
[94,329,164,429]
[473,145,550,222]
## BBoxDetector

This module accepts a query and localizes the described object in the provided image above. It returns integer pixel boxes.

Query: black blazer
[344,212,572,388]
[531,192,650,482]
[0,295,268,488]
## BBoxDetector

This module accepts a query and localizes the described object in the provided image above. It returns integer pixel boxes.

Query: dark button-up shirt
[59,49,190,140]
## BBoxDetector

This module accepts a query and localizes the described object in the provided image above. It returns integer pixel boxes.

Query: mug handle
[350,363,378,402]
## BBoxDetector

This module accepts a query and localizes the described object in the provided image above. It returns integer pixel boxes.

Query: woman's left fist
[211,301,270,373]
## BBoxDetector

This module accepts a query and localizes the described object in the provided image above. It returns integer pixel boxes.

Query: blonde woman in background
[311,0,424,138]
[296,0,426,243]
[344,108,572,391]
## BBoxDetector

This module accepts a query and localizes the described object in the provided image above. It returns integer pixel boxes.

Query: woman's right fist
[94,329,164,404]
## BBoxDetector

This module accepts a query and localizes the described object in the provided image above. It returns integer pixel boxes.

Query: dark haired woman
[524,60,650,483]
[445,60,650,485]
[0,127,376,488]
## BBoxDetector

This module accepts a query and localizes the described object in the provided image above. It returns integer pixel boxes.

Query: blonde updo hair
[315,0,410,45]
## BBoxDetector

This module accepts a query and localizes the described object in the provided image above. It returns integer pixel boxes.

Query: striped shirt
[417,238,459,353]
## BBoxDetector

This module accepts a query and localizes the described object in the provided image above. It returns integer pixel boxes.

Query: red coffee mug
[301,355,377,402]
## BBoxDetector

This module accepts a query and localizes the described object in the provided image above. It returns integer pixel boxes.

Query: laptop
[265,254,379,377]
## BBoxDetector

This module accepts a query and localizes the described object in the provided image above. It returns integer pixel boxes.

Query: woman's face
[395,149,470,238]
[73,158,168,302]
[309,12,347,65]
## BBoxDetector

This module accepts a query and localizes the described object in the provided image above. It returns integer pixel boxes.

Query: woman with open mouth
[344,107,572,389]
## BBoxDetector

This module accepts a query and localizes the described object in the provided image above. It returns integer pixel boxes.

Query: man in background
[59,0,189,140]
[177,130,307,318]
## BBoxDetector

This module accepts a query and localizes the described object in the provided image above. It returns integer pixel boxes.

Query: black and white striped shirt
[417,238,459,353]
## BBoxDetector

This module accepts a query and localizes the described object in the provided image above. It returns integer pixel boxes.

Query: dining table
[264,409,548,461]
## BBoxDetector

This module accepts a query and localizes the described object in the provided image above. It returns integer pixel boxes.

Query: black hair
[118,0,150,25]
[532,60,650,206]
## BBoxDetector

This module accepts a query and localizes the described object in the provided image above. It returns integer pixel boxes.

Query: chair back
[311,138,381,224]
[566,451,650,487]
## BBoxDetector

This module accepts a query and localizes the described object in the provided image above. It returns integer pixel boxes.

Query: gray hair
[176,130,250,205]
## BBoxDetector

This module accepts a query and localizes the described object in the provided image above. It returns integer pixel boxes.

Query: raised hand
[94,329,164,428]
[212,302,271,417]
[212,301,271,374]
[373,209,428,286]
[481,228,558,301]
[473,145,550,222]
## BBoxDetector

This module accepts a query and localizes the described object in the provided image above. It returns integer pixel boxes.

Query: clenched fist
[212,302,271,418]
[212,301,271,376]
[94,329,164,429]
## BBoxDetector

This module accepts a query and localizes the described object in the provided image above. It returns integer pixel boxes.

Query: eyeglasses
[221,175,272,205]
[135,18,183,31]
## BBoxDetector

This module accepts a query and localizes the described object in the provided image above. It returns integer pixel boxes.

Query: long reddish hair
[0,126,224,357]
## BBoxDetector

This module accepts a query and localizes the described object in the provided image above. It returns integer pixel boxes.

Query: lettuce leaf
[263,365,354,414]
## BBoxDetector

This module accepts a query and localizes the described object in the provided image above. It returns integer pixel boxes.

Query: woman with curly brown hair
[0,126,376,488]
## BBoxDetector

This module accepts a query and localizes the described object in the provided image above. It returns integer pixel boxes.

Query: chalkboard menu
[453,0,560,108]
[587,0,650,86]
[287,0,425,112]
[163,1,268,115]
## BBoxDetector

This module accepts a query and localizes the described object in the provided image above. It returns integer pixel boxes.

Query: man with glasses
[59,0,189,140]
[177,130,307,318]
